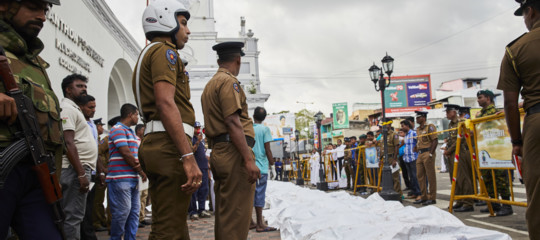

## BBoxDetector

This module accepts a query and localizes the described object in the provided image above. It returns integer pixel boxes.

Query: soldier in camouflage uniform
[476,89,513,216]
[0,0,64,238]
[343,137,353,189]
[445,104,475,212]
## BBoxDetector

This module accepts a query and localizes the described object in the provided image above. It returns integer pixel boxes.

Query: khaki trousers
[210,142,255,240]
[140,132,191,240]
[455,147,474,207]
[416,152,437,200]
[139,189,148,222]
[523,114,540,239]
[92,184,107,228]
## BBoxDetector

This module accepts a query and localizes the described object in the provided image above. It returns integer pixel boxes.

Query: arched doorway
[107,59,134,123]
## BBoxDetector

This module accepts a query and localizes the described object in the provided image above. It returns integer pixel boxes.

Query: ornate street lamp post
[283,141,289,181]
[314,111,328,191]
[368,53,400,201]
[295,129,304,185]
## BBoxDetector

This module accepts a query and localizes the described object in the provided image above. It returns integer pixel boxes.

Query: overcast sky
[104,0,526,115]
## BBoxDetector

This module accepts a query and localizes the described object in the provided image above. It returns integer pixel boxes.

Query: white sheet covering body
[263,181,511,240]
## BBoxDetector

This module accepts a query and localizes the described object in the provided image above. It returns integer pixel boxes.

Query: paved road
[97,167,527,239]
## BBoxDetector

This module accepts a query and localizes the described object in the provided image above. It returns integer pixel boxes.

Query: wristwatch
[511,139,523,146]
[429,153,433,158]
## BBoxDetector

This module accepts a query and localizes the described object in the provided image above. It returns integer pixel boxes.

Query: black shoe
[403,187,411,191]
[452,203,463,209]
[141,219,152,225]
[475,201,487,206]
[454,205,474,212]
[422,200,436,206]
[480,204,501,213]
[413,199,425,204]
[138,223,145,228]
[95,226,107,232]
[496,205,513,217]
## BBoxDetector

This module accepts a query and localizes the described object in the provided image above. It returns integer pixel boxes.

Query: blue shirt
[275,161,282,171]
[403,130,418,163]
[87,120,98,143]
[253,123,273,174]
[106,122,139,182]
[351,142,358,165]
[192,136,208,170]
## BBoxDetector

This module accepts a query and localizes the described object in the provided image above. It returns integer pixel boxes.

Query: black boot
[496,197,514,217]
[480,203,501,213]
[496,204,513,217]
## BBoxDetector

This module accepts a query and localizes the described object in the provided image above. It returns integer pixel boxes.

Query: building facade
[40,0,140,123]
[180,0,270,123]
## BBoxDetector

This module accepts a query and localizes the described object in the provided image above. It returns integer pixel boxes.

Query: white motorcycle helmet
[142,0,190,43]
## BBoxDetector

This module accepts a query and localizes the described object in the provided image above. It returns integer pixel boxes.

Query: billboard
[332,102,349,129]
[383,74,432,117]
[263,112,296,140]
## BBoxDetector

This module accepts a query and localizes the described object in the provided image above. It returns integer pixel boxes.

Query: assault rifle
[0,46,66,239]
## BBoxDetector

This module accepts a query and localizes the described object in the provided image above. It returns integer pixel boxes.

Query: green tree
[295,109,316,139]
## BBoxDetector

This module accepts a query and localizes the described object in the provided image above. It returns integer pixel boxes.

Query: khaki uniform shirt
[446,118,464,154]
[98,135,109,167]
[382,130,400,157]
[416,123,437,149]
[131,40,195,125]
[497,21,540,111]
[201,68,254,139]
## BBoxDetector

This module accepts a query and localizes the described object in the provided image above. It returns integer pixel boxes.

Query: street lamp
[368,52,400,201]
[295,129,304,185]
[283,141,289,181]
[314,111,328,191]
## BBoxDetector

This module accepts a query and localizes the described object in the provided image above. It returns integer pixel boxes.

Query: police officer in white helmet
[133,0,202,238]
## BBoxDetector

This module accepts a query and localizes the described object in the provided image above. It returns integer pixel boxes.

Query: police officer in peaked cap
[499,0,540,235]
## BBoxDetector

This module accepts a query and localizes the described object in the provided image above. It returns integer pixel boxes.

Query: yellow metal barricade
[352,146,382,194]
[447,113,526,215]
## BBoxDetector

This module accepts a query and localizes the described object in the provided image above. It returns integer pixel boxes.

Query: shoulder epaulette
[507,33,527,48]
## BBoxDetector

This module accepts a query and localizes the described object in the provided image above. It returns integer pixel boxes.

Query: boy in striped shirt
[107,104,147,239]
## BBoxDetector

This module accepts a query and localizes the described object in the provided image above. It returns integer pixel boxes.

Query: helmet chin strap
[170,13,180,49]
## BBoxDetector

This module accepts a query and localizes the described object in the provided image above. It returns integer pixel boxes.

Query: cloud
[105,0,526,115]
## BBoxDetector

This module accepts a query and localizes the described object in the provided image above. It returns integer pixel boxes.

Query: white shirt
[336,144,346,158]
[61,98,98,170]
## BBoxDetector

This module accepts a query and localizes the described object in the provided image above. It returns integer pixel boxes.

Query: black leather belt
[418,148,430,154]
[212,134,255,148]
[526,102,540,116]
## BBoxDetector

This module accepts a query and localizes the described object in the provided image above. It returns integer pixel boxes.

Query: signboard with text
[476,118,515,169]
[332,102,349,129]
[383,74,432,117]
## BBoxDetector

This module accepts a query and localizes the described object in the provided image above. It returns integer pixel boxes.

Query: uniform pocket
[20,78,63,145]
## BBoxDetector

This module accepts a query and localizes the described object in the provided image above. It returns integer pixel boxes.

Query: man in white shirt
[335,139,346,178]
[310,149,320,185]
[59,74,98,239]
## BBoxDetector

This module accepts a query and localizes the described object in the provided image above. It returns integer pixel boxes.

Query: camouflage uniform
[0,17,63,238]
[343,145,352,188]
[478,104,510,199]
[447,118,474,207]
